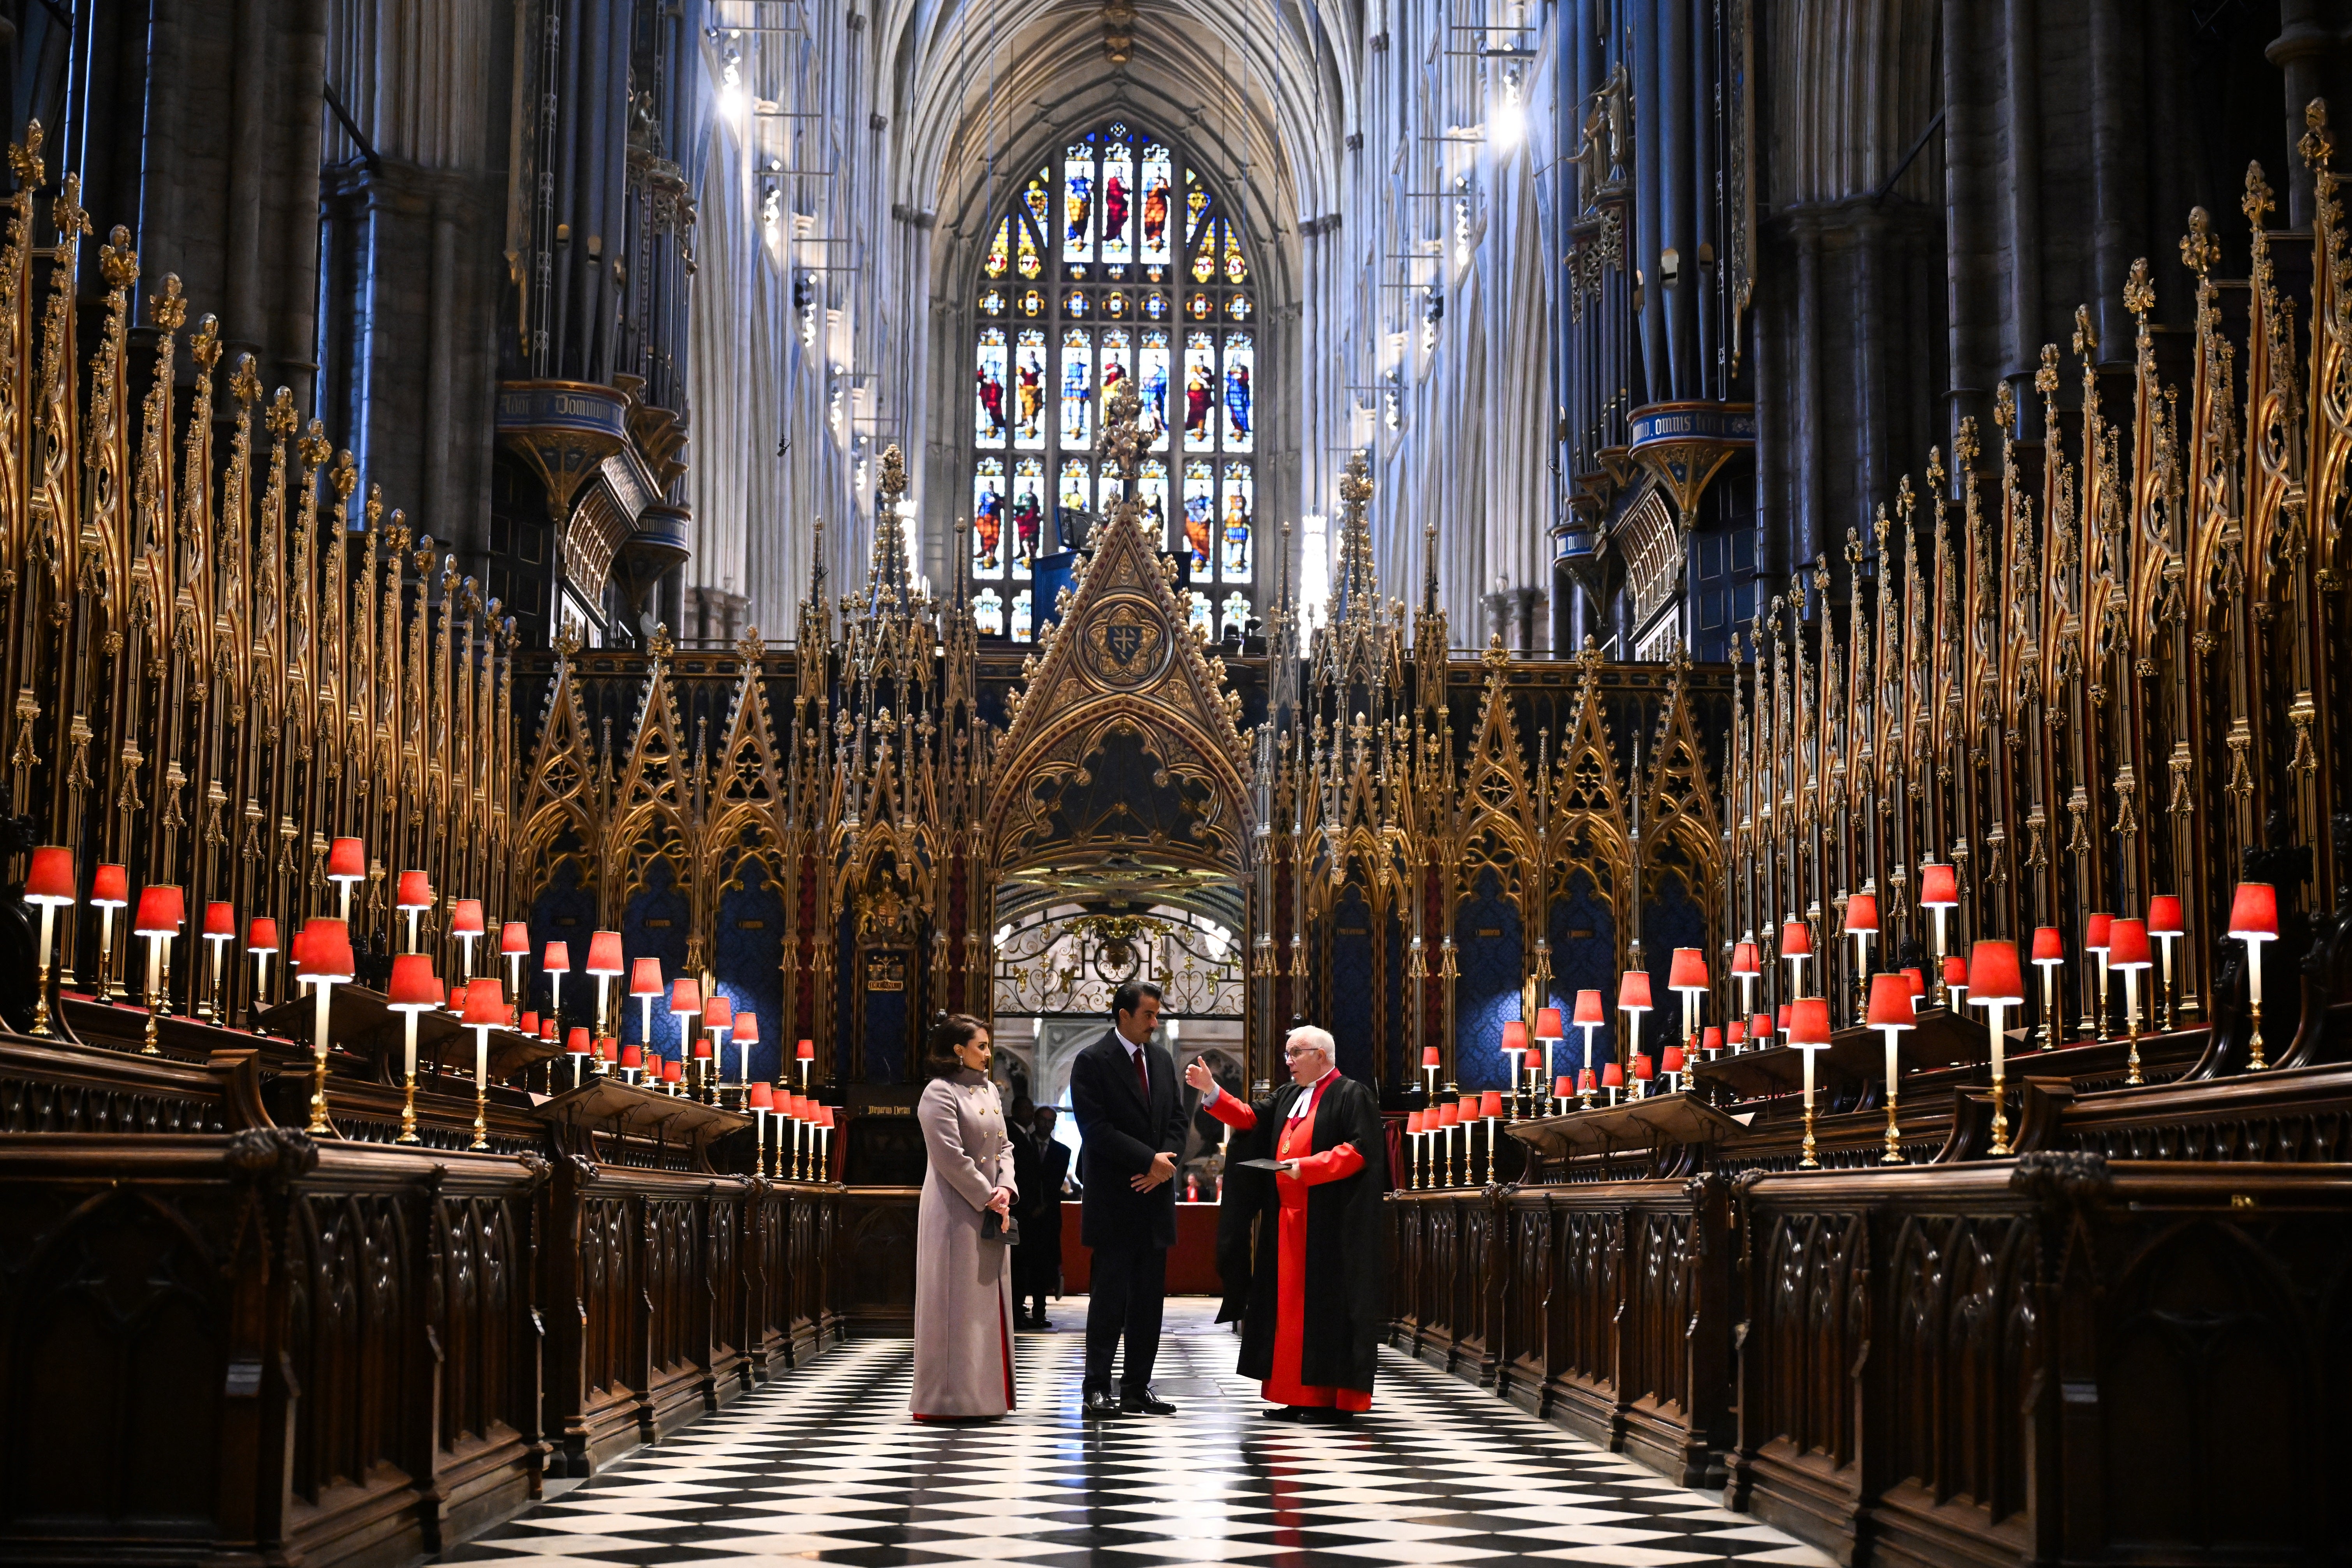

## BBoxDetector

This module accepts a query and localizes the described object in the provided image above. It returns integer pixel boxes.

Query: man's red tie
[1132,1047,1149,1101]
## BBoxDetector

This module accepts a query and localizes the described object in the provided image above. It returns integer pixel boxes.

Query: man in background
[1020,1105,1070,1327]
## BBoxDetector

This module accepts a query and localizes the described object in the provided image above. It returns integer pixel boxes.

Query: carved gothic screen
[970,120,1259,645]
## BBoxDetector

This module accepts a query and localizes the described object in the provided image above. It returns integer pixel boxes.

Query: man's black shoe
[1120,1387,1176,1415]
[1299,1407,1355,1426]
[1082,1389,1123,1418]
[1261,1404,1309,1421]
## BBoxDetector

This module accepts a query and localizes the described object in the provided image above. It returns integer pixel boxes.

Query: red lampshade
[500,921,530,957]
[704,994,735,1029]
[543,940,571,974]
[1776,1003,1791,1030]
[1553,1075,1573,1098]
[816,1106,835,1130]
[1478,1089,1503,1118]
[1750,1010,1773,1042]
[246,916,280,954]
[2227,882,2279,940]
[133,885,185,935]
[1844,892,1880,935]
[1944,954,1970,987]
[1662,1045,1685,1073]
[1668,947,1709,991]
[692,1035,713,1058]
[586,930,625,975]
[1788,996,1833,1046]
[1632,1053,1654,1080]
[2085,912,2113,952]
[2032,926,2064,964]
[1405,1110,1422,1134]
[1902,966,1925,1000]
[1730,939,1760,977]
[785,1093,805,1119]
[1576,1068,1596,1092]
[2106,918,2151,970]
[297,919,354,981]
[669,977,702,1015]
[461,978,507,1028]
[1780,917,1813,957]
[734,1012,759,1045]
[520,1011,540,1036]
[2147,894,2185,938]
[567,1026,590,1054]
[202,901,235,939]
[24,846,75,905]
[395,871,431,911]
[630,957,665,996]
[1422,1045,1442,1067]
[1500,1019,1528,1054]
[1918,862,1959,908]
[387,954,443,1010]
[91,863,129,907]
[327,837,366,881]
[1600,1062,1624,1086]
[450,898,485,936]
[662,1058,683,1084]
[1617,970,1653,1012]
[1726,1022,1747,1046]
[797,1037,815,1060]
[1572,989,1605,1025]
[1701,1026,1722,1051]
[540,1018,557,1041]
[594,1036,615,1061]
[621,1043,644,1068]
[446,980,468,1013]
[748,1082,775,1110]
[1866,973,1915,1029]
[1535,1007,1564,1039]
[1438,1102,1459,1126]
[1967,939,2026,1004]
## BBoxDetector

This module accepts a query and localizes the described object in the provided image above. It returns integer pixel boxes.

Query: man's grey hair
[1285,1025,1336,1057]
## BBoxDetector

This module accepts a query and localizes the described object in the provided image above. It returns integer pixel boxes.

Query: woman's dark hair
[922,1012,991,1080]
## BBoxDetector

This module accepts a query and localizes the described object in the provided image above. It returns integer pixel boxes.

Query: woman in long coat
[911,1014,1020,1420]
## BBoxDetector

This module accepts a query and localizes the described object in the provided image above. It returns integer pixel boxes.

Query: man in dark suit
[1067,979,1187,1417]
[1021,1106,1071,1327]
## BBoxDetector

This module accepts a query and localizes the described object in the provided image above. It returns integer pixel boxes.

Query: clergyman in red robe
[1188,1026,1387,1423]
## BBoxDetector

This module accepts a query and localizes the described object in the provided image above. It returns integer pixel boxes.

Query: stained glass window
[968,120,1259,641]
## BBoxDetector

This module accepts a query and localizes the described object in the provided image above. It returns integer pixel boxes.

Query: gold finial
[877,443,907,510]
[99,225,138,290]
[189,315,221,371]
[1927,444,1947,491]
[229,354,262,408]
[331,448,359,499]
[2070,303,2097,358]
[553,619,584,658]
[2300,97,2334,173]
[298,417,332,469]
[2244,161,2276,232]
[1481,630,1508,669]
[736,625,765,661]
[2123,257,2155,320]
[8,121,46,188]
[1100,373,1143,481]
[268,385,298,438]
[50,172,87,244]
[649,623,675,659]
[2180,207,2219,277]
[150,274,188,333]
[2033,344,2059,398]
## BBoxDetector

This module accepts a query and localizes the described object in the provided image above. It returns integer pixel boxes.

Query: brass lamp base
[396,1074,421,1144]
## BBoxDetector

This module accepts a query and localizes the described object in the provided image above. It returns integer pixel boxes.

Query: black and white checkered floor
[451,1299,1829,1568]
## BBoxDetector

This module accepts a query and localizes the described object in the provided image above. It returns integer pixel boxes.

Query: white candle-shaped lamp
[564,1026,591,1089]
[670,975,704,1085]
[327,837,366,922]
[1668,946,1709,1059]
[1844,890,1882,1027]
[1787,996,1831,1168]
[2030,926,2064,1052]
[91,863,129,1003]
[630,957,664,1053]
[542,940,570,1026]
[22,846,75,1037]
[1572,989,1604,1105]
[246,916,280,1028]
[1533,1007,1563,1098]
[703,992,735,1097]
[2084,912,2113,1039]
[748,1081,775,1177]
[449,898,485,982]
[1918,861,1958,1001]
[1944,952,1969,1017]
[1780,915,1813,1003]
[200,901,235,1020]
[1420,1044,1441,1103]
[2108,917,2153,1088]
[1498,1020,1527,1110]
[1866,972,1914,1165]
[2227,882,2278,1070]
[498,921,530,1004]
[298,917,355,1135]
[732,1010,759,1089]
[1405,1110,1424,1188]
[1729,937,1760,1028]
[460,976,507,1151]
[1966,938,2025,1155]
[816,1104,835,1181]
[586,929,625,1037]
[2147,894,2186,1032]
[387,953,443,1144]
[394,871,431,955]
[132,884,186,1055]
[1616,969,1653,1087]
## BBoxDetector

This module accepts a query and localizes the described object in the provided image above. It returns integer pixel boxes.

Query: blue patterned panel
[1452,867,1524,1091]
[1642,869,1707,1063]
[863,947,910,1084]
[836,906,861,1077]
[621,856,691,1063]
[714,851,786,1083]
[1328,882,1375,1083]
[528,846,597,1038]
[1548,866,1618,1073]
